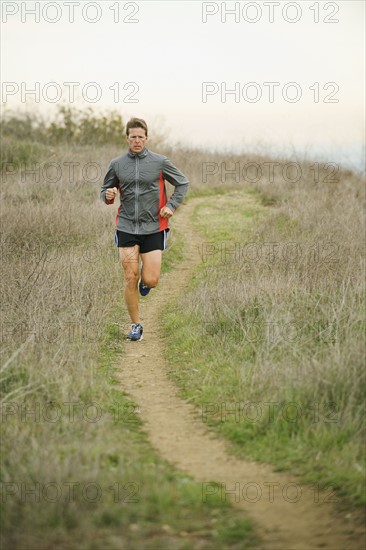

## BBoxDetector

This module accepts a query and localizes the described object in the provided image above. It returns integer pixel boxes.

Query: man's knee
[143,274,160,288]
[124,269,139,287]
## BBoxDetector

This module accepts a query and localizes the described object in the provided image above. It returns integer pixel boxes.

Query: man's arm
[162,158,189,213]
[101,162,119,204]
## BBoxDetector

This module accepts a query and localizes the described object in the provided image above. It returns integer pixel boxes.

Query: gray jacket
[101,147,189,234]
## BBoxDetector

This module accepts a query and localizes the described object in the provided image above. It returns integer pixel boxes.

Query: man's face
[127,127,148,153]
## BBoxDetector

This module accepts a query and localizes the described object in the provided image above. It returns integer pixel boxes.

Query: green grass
[1,137,51,170]
[161,190,365,507]
[2,135,364,547]
[161,226,184,273]
[1,212,260,550]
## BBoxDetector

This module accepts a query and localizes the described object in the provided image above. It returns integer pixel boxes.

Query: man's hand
[106,187,118,201]
[160,206,174,219]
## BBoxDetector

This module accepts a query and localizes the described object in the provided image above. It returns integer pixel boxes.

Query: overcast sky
[1,1,365,169]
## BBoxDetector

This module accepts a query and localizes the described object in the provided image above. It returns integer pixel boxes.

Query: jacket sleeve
[162,157,189,212]
[101,162,119,205]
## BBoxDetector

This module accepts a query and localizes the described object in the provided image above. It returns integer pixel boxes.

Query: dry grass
[163,157,366,504]
[1,140,266,548]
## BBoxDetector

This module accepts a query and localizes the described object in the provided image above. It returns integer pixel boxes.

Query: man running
[101,117,189,341]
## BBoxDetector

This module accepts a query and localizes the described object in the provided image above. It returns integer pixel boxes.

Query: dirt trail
[117,198,365,550]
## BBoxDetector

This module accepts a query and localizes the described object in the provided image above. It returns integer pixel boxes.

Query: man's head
[126,117,148,154]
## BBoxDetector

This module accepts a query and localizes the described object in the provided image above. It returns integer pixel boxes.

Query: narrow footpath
[117,198,365,550]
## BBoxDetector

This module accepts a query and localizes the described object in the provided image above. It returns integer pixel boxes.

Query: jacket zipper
[135,156,139,234]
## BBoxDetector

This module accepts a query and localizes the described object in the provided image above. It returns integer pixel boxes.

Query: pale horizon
[1,0,365,171]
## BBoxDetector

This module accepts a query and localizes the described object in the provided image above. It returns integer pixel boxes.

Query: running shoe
[127,323,143,341]
[139,269,151,297]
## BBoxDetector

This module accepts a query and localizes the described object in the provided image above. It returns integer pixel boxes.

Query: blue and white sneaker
[127,323,143,341]
[139,269,151,297]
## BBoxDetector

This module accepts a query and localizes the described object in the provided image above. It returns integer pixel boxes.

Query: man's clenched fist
[106,187,118,201]
[160,206,174,219]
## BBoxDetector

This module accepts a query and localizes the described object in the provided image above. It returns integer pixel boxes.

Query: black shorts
[114,229,169,253]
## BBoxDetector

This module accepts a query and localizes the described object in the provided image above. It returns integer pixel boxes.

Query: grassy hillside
[0,115,267,547]
[1,110,364,547]
[163,165,365,506]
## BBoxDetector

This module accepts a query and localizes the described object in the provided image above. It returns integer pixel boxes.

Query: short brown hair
[126,117,148,137]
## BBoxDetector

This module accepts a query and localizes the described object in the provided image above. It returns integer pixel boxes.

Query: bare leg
[140,249,163,288]
[119,245,140,324]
